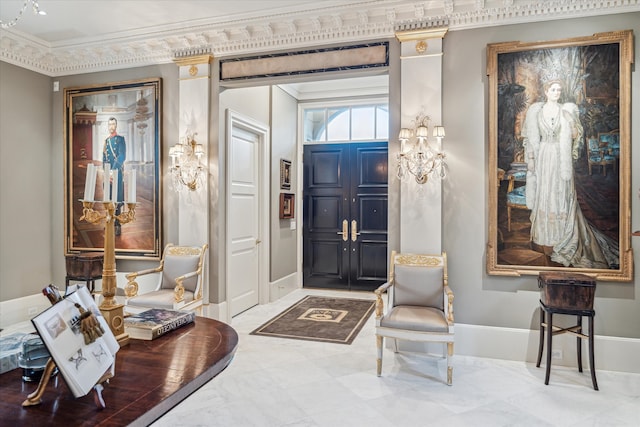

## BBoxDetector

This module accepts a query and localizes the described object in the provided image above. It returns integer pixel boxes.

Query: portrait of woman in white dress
[522,77,619,269]
[488,33,632,280]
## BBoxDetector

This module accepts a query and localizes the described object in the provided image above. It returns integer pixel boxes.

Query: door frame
[300,142,388,290]
[225,109,270,321]
[296,98,389,290]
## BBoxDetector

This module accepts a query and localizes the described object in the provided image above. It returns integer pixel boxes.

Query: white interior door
[226,110,269,317]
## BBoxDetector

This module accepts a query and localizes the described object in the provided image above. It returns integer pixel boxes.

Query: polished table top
[0,316,238,426]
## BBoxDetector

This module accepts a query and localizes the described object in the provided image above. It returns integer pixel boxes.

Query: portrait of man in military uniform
[65,78,162,259]
[103,117,126,235]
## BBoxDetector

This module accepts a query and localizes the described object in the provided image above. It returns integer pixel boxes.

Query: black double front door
[303,142,388,291]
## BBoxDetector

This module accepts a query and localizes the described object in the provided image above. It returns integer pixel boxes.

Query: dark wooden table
[65,252,104,294]
[536,301,598,390]
[0,317,238,426]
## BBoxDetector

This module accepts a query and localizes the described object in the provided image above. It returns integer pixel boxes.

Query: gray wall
[1,11,638,339]
[0,62,52,300]
[270,86,298,280]
[442,12,640,338]
[0,62,181,299]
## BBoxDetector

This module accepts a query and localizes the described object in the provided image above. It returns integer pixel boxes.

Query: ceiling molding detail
[0,0,638,77]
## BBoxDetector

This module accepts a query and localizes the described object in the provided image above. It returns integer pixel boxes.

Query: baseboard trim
[391,323,639,374]
[203,273,299,323]
[269,273,299,302]
[203,301,228,322]
[454,323,639,374]
[0,293,50,329]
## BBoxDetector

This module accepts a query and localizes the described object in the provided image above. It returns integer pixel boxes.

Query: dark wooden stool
[536,301,598,390]
[65,252,104,295]
[536,272,597,390]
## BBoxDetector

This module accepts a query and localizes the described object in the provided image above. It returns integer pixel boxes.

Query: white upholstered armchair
[374,251,455,385]
[124,243,208,313]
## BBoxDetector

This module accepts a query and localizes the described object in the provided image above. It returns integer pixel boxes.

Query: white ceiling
[1,1,638,76]
[0,0,392,96]
[0,0,364,45]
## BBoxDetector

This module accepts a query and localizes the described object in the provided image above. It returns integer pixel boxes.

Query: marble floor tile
[152,289,640,427]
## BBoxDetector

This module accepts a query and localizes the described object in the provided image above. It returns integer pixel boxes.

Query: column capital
[174,54,214,79]
[395,27,448,43]
[173,54,214,67]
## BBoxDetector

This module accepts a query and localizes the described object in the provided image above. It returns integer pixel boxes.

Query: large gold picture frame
[64,78,162,259]
[486,30,633,281]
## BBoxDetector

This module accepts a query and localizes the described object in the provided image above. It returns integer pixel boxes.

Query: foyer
[154,289,640,427]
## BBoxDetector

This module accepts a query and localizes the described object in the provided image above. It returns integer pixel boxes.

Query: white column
[397,28,447,254]
[174,55,212,246]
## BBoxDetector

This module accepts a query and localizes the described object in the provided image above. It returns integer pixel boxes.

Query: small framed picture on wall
[279,193,295,219]
[280,159,291,190]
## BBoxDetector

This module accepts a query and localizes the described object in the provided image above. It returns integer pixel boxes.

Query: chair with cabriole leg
[374,251,455,385]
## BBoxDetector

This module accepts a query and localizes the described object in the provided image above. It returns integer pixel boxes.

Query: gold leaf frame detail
[486,30,634,281]
[64,77,162,260]
[167,246,203,256]
[395,254,442,267]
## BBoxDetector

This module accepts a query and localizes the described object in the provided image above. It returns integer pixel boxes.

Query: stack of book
[124,308,195,340]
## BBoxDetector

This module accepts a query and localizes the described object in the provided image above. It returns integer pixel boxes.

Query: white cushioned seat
[380,306,449,332]
[126,290,195,309]
[124,243,208,314]
[375,251,455,385]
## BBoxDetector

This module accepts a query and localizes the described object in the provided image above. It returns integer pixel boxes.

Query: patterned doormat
[250,296,375,345]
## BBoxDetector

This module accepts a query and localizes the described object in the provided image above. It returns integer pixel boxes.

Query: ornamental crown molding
[0,0,638,77]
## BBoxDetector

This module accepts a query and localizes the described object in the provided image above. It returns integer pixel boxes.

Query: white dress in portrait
[522,102,619,269]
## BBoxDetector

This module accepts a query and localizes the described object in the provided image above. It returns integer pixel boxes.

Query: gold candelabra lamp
[79,163,137,345]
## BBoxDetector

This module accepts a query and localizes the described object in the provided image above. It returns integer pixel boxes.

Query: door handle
[337,219,348,241]
[256,239,262,245]
[351,220,360,242]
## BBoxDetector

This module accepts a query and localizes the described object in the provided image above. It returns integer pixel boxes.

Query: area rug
[250,296,375,345]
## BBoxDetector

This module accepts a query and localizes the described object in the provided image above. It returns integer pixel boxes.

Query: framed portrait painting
[64,78,162,259]
[486,30,633,281]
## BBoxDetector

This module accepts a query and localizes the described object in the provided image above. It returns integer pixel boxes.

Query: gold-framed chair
[374,251,455,385]
[124,243,208,313]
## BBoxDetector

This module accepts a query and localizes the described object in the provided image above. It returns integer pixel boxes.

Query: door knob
[351,220,361,242]
[336,219,348,241]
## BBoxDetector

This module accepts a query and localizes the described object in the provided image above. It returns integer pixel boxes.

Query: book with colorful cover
[124,308,195,340]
